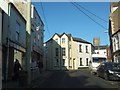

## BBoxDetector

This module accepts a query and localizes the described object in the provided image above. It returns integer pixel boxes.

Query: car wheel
[104,73,109,80]
[96,72,99,77]
[90,70,93,74]
[91,71,95,75]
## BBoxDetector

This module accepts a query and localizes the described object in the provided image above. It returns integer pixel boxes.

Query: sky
[33,2,110,45]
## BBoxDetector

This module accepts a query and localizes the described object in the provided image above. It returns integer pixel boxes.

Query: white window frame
[62,38,65,43]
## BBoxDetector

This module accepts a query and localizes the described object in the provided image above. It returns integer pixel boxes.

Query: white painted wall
[77,42,92,68]
[60,34,69,69]
[52,34,61,70]
[0,0,8,14]
[45,33,93,70]
[94,49,107,56]
[71,39,78,69]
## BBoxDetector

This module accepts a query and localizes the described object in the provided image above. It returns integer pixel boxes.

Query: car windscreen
[106,63,120,70]
[106,63,113,69]
[93,57,106,62]
[113,63,120,70]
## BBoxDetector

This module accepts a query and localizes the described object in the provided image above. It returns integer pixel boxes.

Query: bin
[19,70,28,87]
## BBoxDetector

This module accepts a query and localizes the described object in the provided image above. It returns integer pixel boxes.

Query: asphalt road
[37,69,120,88]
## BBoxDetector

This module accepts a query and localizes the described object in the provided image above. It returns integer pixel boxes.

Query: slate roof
[45,33,92,45]
[73,37,91,44]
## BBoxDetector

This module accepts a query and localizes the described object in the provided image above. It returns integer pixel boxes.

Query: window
[86,46,88,53]
[116,35,119,50]
[16,22,20,41]
[55,38,58,42]
[80,58,82,66]
[79,45,82,52]
[41,36,43,41]
[97,52,99,54]
[62,59,65,66]
[38,34,40,40]
[56,59,59,66]
[104,52,106,54]
[34,37,36,44]
[86,58,89,66]
[62,48,66,56]
[113,38,116,51]
[55,48,59,56]
[62,38,65,43]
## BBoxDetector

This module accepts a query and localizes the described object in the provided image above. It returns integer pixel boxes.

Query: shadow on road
[38,70,106,88]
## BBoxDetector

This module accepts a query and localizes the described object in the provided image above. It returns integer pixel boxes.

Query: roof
[73,37,91,44]
[45,33,93,45]
[45,33,71,43]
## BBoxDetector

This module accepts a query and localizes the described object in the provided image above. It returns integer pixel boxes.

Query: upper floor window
[55,48,59,56]
[62,48,66,56]
[16,22,20,41]
[38,34,40,40]
[62,59,65,66]
[62,38,65,43]
[79,45,82,52]
[116,35,119,50]
[86,46,88,53]
[41,36,43,41]
[97,52,99,54]
[55,38,58,43]
[34,36,36,44]
[56,59,59,66]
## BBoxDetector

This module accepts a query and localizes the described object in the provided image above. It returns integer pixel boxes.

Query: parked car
[89,54,106,75]
[89,62,101,75]
[97,62,120,81]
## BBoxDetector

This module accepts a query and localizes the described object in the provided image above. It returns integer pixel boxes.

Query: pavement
[2,70,53,88]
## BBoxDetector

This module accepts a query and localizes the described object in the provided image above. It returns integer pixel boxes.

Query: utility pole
[26,0,31,85]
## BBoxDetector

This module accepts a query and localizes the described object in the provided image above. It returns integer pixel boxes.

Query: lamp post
[26,0,31,85]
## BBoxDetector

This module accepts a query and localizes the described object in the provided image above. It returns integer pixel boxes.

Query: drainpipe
[5,3,11,81]
[26,0,31,85]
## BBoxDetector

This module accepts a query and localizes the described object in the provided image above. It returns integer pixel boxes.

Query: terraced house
[1,0,44,81]
[2,2,26,80]
[44,33,94,70]
[109,2,120,63]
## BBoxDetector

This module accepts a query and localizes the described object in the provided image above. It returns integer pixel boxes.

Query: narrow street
[36,69,120,88]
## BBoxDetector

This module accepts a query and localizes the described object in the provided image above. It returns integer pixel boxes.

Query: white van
[89,54,106,74]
